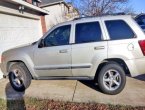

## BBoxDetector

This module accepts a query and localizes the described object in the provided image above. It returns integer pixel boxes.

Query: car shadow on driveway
[133,74,145,82]
[5,83,26,110]
[79,80,101,92]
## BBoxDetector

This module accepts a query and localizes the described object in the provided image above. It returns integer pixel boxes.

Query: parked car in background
[1,15,145,95]
[135,13,145,32]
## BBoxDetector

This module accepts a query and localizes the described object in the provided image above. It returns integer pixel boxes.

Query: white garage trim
[6,0,49,15]
[0,2,40,20]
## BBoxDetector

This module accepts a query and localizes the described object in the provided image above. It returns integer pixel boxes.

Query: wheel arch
[94,58,130,80]
[7,60,34,79]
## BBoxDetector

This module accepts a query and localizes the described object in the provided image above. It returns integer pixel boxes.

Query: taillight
[139,40,145,56]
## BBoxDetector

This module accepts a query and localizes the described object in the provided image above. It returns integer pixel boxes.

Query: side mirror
[38,39,45,48]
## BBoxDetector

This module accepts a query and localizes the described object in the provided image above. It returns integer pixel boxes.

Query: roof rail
[73,12,126,20]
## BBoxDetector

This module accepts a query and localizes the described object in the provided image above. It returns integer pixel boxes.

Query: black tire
[8,62,32,92]
[97,62,126,95]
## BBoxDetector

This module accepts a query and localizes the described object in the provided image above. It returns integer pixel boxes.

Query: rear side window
[105,20,135,40]
[75,22,102,43]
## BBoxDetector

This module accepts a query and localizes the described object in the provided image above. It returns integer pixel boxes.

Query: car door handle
[59,49,68,53]
[94,46,105,50]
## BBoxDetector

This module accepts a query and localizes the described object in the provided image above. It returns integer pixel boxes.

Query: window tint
[142,26,145,29]
[135,15,145,25]
[44,25,71,46]
[75,22,102,43]
[105,20,135,40]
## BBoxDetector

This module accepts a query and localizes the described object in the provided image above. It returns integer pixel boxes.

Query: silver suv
[1,15,145,95]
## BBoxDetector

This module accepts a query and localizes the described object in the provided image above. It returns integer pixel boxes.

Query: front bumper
[3,75,7,78]
[1,62,8,77]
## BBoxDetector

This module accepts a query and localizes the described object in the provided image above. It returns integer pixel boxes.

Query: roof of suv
[58,15,132,26]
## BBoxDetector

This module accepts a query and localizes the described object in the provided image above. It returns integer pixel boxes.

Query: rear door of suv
[71,18,108,78]
[101,16,143,61]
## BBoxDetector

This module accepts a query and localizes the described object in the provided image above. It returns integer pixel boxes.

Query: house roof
[41,0,63,6]
[40,0,65,7]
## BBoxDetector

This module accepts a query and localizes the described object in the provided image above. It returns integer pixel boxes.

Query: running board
[36,76,94,80]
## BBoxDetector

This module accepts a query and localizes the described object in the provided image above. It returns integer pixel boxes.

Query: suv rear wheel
[97,62,126,95]
[8,62,32,92]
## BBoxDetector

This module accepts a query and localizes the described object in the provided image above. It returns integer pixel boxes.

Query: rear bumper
[125,57,145,77]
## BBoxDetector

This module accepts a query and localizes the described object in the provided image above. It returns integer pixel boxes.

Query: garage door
[0,13,42,78]
[0,13,42,62]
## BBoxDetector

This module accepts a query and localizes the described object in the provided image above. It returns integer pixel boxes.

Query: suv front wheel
[8,62,32,92]
[97,62,126,95]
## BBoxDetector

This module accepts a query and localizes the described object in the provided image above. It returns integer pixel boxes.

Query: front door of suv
[34,25,72,77]
[71,20,108,78]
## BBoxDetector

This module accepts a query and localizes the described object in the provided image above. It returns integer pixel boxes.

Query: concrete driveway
[0,76,145,107]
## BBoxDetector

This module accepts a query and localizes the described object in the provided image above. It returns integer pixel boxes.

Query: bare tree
[67,0,133,16]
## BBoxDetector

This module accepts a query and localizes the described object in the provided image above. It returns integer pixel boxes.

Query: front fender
[2,52,38,79]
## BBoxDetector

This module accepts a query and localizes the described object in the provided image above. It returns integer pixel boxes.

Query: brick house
[0,0,48,78]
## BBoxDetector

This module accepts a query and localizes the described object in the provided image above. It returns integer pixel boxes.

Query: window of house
[32,0,38,6]
[75,22,102,44]
[44,25,71,47]
[105,20,135,40]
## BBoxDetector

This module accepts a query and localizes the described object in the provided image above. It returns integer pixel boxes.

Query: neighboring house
[0,0,48,78]
[66,3,79,20]
[40,0,79,30]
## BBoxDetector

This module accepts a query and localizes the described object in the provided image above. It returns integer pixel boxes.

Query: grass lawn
[0,97,145,110]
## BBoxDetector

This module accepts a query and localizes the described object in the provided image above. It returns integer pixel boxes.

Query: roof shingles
[41,0,64,6]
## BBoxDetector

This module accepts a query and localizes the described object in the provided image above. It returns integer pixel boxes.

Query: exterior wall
[42,3,69,30]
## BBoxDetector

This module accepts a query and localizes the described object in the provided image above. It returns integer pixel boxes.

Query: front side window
[44,25,71,47]
[75,22,102,44]
[105,20,135,40]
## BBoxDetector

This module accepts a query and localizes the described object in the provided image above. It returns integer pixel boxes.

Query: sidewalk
[0,77,145,107]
